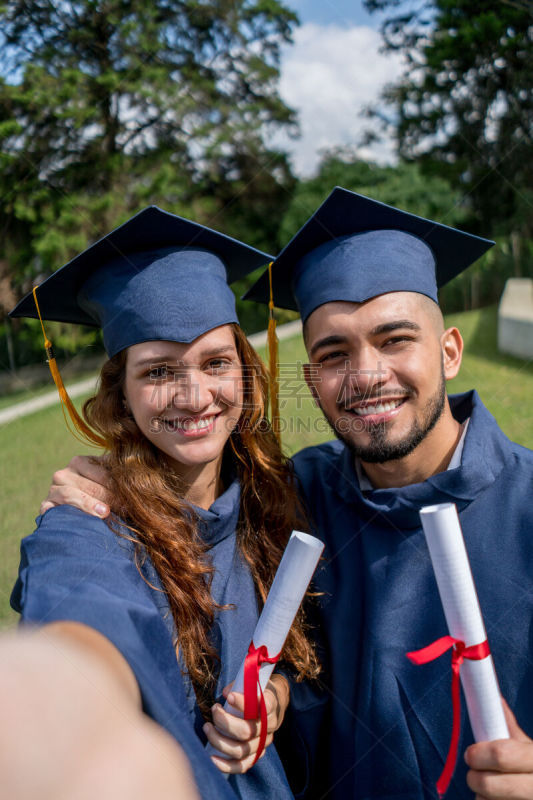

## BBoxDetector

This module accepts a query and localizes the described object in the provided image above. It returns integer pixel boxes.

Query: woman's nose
[166,369,216,413]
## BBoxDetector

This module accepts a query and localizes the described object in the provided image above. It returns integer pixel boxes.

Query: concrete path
[0,376,99,426]
[0,319,302,426]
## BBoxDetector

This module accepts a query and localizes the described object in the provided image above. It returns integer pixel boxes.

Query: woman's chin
[160,440,226,470]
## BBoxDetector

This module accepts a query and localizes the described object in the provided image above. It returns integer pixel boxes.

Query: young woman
[8,207,319,799]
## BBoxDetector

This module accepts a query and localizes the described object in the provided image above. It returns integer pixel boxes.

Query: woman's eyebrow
[195,345,236,359]
[132,355,181,368]
[132,345,236,369]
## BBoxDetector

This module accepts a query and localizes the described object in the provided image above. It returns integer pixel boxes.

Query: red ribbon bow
[406,635,490,798]
[243,642,281,765]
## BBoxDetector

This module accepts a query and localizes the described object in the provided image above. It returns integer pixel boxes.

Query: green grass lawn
[0,400,97,629]
[445,306,533,446]
[1,305,532,629]
[257,332,333,456]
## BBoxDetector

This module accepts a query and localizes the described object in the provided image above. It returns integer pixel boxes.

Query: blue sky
[288,0,381,28]
[0,1,396,178]
[274,1,401,175]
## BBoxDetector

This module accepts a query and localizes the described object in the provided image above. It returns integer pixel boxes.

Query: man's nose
[339,350,390,398]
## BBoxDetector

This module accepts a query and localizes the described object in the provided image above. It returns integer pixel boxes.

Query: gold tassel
[32,286,107,448]
[266,262,281,443]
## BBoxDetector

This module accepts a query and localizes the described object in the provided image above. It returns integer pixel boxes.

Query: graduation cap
[244,187,494,323]
[11,205,272,356]
[10,206,272,446]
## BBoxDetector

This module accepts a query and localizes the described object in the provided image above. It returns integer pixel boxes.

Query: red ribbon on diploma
[406,635,491,798]
[243,642,281,765]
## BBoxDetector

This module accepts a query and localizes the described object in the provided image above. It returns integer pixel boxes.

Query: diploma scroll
[419,502,509,743]
[208,529,324,760]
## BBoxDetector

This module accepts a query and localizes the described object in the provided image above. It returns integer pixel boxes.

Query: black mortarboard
[244,187,494,322]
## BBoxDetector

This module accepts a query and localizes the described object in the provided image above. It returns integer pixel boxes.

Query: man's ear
[441,327,463,381]
[303,363,321,406]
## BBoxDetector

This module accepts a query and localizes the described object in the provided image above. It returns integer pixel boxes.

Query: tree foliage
[279,150,468,241]
[364,0,533,256]
[0,0,298,292]
[0,0,301,366]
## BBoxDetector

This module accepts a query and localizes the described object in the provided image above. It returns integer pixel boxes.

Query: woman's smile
[159,413,219,436]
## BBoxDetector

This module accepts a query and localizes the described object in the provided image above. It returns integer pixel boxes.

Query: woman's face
[123,325,244,471]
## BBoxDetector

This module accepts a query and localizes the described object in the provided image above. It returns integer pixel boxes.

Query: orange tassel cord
[32,286,107,448]
[266,262,281,442]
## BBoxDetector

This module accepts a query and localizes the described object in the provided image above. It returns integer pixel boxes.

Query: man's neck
[361,403,464,490]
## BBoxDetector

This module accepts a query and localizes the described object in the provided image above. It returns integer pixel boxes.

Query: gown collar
[330,391,513,529]
[191,477,241,548]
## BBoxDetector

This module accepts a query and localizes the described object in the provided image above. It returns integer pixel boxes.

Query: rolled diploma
[419,502,509,743]
[208,529,324,758]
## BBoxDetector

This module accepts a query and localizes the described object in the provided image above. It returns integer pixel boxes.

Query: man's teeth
[351,400,403,416]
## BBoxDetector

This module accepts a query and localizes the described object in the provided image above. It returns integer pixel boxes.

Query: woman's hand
[465,699,533,799]
[204,674,290,774]
[40,454,112,518]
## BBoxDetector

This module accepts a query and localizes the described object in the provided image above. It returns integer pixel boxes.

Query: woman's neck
[177,458,224,510]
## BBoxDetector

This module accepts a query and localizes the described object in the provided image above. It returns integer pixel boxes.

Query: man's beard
[320,368,447,464]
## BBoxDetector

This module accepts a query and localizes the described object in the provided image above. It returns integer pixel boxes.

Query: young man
[245,188,533,800]
[38,189,533,799]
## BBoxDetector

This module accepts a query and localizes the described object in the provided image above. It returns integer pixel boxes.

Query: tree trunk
[5,316,16,372]
[471,271,481,310]
[511,231,522,277]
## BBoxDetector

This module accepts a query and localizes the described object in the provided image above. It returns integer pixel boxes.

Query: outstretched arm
[0,623,199,800]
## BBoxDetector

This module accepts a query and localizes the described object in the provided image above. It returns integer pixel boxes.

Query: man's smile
[346,398,406,417]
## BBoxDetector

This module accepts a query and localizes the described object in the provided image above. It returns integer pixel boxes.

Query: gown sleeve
[10,505,237,800]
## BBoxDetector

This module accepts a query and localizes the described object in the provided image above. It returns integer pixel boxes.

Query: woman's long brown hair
[83,324,319,714]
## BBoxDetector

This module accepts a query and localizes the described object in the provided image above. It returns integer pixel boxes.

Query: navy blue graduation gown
[11,478,293,800]
[284,391,533,799]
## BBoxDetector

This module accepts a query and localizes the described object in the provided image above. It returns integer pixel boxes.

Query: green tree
[279,151,468,240]
[0,0,298,291]
[364,0,533,267]
[0,0,300,362]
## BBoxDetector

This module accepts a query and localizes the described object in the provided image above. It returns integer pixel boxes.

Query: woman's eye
[148,365,169,380]
[207,358,231,372]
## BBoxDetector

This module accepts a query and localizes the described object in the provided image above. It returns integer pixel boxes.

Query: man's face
[303,293,461,463]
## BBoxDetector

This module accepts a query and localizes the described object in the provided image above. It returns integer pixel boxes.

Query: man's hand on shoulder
[41,455,112,518]
[465,699,533,799]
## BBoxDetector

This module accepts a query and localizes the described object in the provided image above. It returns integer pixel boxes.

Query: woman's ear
[441,327,463,381]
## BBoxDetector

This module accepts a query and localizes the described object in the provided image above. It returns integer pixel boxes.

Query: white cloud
[274,22,403,176]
